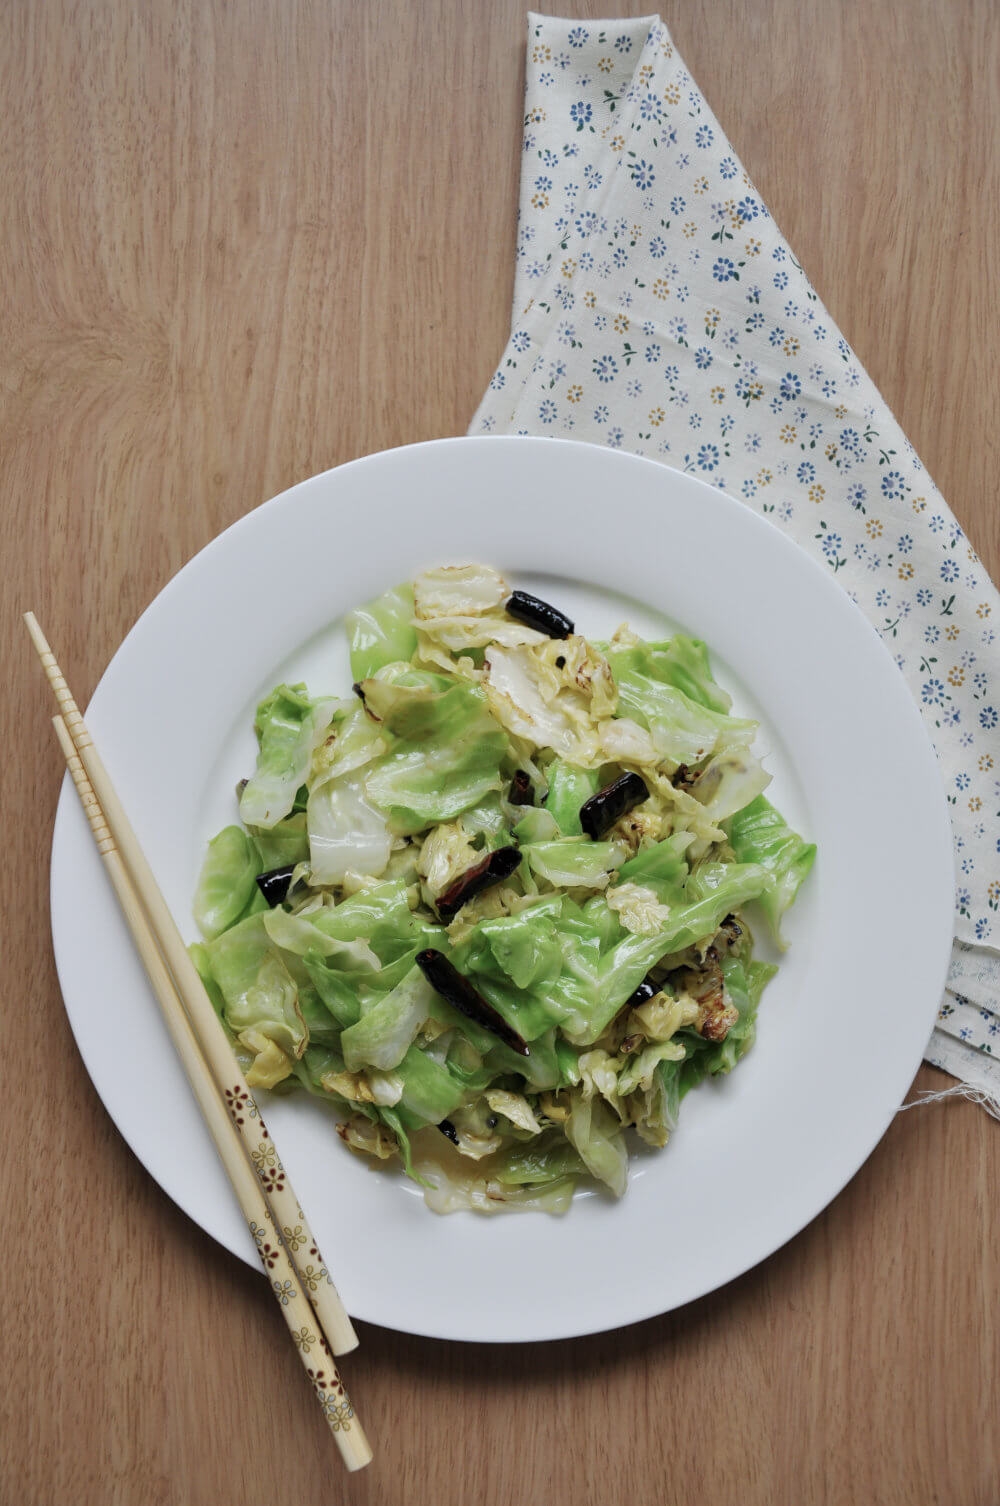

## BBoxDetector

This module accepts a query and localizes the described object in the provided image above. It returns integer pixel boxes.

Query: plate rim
[49,434,955,1342]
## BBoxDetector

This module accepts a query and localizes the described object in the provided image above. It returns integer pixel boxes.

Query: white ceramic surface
[49,436,954,1342]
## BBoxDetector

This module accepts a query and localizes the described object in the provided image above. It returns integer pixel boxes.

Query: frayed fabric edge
[899,1082,1000,1122]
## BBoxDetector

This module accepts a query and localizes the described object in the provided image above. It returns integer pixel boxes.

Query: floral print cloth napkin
[471,12,1000,1105]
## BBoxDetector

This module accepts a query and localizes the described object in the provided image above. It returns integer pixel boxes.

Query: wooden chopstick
[49,715,372,1470]
[24,612,357,1356]
[27,616,372,1467]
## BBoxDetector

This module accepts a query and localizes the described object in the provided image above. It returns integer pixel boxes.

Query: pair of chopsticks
[25,614,372,1472]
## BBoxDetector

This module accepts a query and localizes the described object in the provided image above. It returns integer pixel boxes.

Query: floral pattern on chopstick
[299,1263,332,1295]
[291,1325,318,1353]
[307,1361,356,1432]
[245,1217,358,1443]
[250,1133,287,1196]
[224,1084,258,1125]
[249,1218,283,1272]
[232,1087,348,1346]
[230,1099,338,1286]
[281,1222,305,1253]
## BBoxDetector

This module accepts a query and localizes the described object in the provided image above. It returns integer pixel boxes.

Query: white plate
[49,436,953,1342]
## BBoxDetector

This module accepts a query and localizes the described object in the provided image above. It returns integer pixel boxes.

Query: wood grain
[2,2,997,1502]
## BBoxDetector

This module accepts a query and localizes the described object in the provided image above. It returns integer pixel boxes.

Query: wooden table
[3,2,997,1501]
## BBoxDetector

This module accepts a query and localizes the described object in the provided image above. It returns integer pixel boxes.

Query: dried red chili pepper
[505,589,574,639]
[435,846,522,920]
[579,772,649,840]
[508,770,534,806]
[415,949,530,1057]
[255,865,295,906]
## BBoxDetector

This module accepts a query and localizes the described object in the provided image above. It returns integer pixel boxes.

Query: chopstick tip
[333,1328,361,1357]
[23,610,49,657]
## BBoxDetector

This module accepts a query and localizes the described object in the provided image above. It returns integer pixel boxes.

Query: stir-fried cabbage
[193,565,815,1214]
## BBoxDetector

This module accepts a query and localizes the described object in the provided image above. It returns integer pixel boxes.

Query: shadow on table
[349,1219,805,1384]
[345,1087,943,1387]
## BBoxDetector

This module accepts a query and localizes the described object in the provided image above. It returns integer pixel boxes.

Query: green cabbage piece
[522,838,624,890]
[375,1106,427,1185]
[307,774,394,885]
[239,683,335,830]
[188,940,248,1066]
[472,903,563,990]
[313,701,386,782]
[572,861,771,1042]
[486,1030,564,1091]
[493,1133,587,1186]
[346,583,418,681]
[300,951,362,1028]
[579,891,625,949]
[193,825,262,940]
[677,954,778,1086]
[291,1043,350,1097]
[606,636,762,771]
[450,925,577,1042]
[691,748,772,822]
[292,976,347,1049]
[363,683,511,832]
[724,794,817,947]
[309,878,421,962]
[260,907,381,971]
[248,812,310,869]
[643,1057,684,1140]
[459,792,510,843]
[616,831,693,897]
[543,761,600,835]
[607,634,733,714]
[339,966,435,1072]
[200,912,307,1059]
[391,1046,466,1127]
[512,807,562,843]
[565,1092,628,1197]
